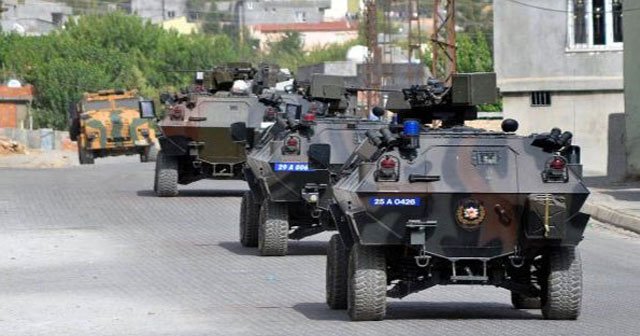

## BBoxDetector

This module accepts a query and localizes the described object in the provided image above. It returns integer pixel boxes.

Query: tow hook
[509,247,525,268]
[415,248,432,268]
[302,184,325,204]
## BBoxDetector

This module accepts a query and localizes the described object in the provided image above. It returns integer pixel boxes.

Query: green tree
[1,12,240,129]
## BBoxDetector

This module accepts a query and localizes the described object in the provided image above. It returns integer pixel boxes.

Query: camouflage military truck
[238,75,388,256]
[69,90,157,165]
[312,73,591,321]
[154,63,266,197]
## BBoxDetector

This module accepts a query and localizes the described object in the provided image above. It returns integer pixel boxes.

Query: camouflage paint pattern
[332,129,590,259]
[247,118,386,203]
[78,90,156,156]
[158,95,264,165]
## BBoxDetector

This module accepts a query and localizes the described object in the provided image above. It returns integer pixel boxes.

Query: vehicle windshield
[83,100,112,111]
[114,98,140,109]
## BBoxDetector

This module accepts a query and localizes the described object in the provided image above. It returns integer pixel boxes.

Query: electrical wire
[503,0,639,14]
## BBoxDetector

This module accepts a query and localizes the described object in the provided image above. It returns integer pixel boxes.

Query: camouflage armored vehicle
[69,90,157,165]
[312,73,591,321]
[238,75,388,256]
[154,63,266,196]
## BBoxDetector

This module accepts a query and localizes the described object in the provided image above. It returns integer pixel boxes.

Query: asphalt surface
[1,158,640,336]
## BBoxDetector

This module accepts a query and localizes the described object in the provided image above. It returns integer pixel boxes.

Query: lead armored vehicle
[314,73,590,321]
[238,75,387,256]
[154,63,266,196]
[69,89,157,164]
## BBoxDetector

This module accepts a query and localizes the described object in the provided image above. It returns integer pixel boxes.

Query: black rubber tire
[511,292,541,309]
[258,200,289,256]
[140,152,149,163]
[147,143,159,162]
[154,151,178,197]
[239,191,260,247]
[542,247,582,320]
[78,147,94,165]
[347,242,387,321]
[326,234,348,310]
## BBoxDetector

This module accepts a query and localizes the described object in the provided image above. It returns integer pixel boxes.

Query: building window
[569,0,623,50]
[531,92,552,107]
[188,11,200,21]
[167,10,176,18]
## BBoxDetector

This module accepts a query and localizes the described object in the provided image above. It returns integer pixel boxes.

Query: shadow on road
[136,189,246,198]
[217,240,327,256]
[293,301,540,321]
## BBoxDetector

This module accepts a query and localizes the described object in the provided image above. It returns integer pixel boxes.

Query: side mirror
[308,143,331,170]
[139,100,156,119]
[230,122,248,142]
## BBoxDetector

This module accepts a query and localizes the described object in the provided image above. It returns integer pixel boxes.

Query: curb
[582,199,640,235]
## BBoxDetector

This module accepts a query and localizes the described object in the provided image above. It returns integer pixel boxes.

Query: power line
[503,0,640,14]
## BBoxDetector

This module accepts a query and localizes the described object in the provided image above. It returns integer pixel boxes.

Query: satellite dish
[7,79,22,88]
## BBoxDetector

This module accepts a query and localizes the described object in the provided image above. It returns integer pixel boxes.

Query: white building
[0,0,72,35]
[494,0,624,177]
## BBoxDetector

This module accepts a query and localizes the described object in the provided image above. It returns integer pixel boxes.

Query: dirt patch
[0,137,27,155]
[0,150,76,169]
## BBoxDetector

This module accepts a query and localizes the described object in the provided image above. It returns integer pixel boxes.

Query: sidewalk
[583,177,640,234]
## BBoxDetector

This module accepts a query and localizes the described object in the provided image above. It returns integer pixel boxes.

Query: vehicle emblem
[455,199,486,230]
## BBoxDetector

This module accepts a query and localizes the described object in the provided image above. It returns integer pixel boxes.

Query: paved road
[1,159,639,335]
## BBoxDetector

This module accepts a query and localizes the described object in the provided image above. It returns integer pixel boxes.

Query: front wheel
[541,247,582,320]
[78,147,94,165]
[154,151,178,197]
[258,200,289,256]
[239,191,260,247]
[326,234,348,310]
[347,242,387,321]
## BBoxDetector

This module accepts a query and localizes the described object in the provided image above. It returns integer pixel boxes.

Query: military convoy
[153,63,272,197]
[307,73,591,321]
[74,62,590,322]
[69,89,157,164]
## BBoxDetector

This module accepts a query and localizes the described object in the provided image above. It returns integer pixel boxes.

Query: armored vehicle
[154,63,266,196]
[313,73,591,321]
[238,75,387,256]
[69,90,157,165]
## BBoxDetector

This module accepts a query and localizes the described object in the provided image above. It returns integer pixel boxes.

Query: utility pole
[407,0,422,82]
[431,0,457,84]
[162,0,166,21]
[364,0,381,111]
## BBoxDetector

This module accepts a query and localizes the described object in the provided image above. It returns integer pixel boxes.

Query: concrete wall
[0,0,72,35]
[625,1,640,176]
[494,0,623,93]
[0,128,71,151]
[503,91,624,176]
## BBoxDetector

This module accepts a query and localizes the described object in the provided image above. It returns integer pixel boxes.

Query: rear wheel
[140,151,149,163]
[326,234,348,309]
[239,191,260,247]
[78,147,94,165]
[258,200,289,256]
[541,247,582,320]
[347,242,387,321]
[155,151,178,197]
